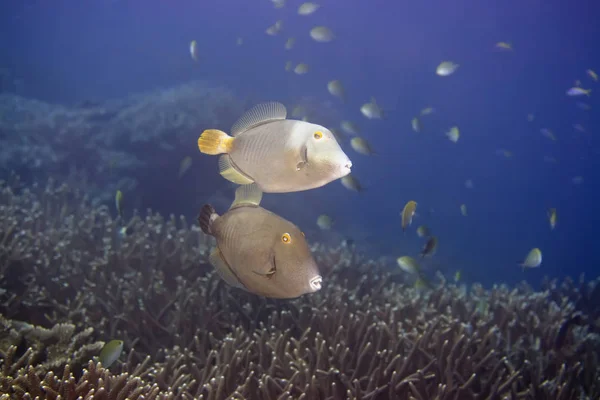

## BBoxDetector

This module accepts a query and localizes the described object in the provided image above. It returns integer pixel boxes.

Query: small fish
[285,61,293,72]
[576,102,591,110]
[291,105,307,118]
[401,200,417,232]
[284,37,296,50]
[178,156,192,178]
[566,87,591,97]
[190,40,199,61]
[294,63,309,74]
[527,113,535,122]
[420,107,434,116]
[198,184,322,298]
[420,236,438,258]
[310,26,334,42]
[416,225,430,238]
[99,340,124,368]
[464,179,474,189]
[454,270,462,283]
[340,120,360,135]
[327,80,345,101]
[436,61,459,76]
[266,20,283,36]
[496,148,512,158]
[573,124,586,133]
[460,204,468,216]
[350,137,375,156]
[414,276,431,292]
[271,0,286,8]
[446,126,460,143]
[298,2,320,15]
[115,190,124,219]
[587,69,598,82]
[495,42,513,51]
[547,208,557,230]
[519,248,542,269]
[197,102,351,193]
[316,214,333,230]
[540,128,556,141]
[341,174,363,192]
[360,97,383,119]
[397,256,420,275]
[411,117,421,132]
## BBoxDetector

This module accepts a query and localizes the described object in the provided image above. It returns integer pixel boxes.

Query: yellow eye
[282,233,292,243]
[313,131,323,140]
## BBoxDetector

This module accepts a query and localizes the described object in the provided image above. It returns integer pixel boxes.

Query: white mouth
[309,275,322,291]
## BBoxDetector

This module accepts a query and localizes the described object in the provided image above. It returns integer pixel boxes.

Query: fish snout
[309,275,323,292]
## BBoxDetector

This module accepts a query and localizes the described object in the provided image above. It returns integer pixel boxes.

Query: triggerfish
[198,184,323,298]
[197,102,352,193]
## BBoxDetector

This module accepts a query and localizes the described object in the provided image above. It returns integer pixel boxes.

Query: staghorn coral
[1,178,600,399]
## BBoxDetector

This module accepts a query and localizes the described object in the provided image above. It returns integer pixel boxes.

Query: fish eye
[282,232,292,243]
[313,131,323,140]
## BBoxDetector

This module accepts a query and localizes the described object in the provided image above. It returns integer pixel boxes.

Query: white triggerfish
[198,184,322,298]
[197,102,352,193]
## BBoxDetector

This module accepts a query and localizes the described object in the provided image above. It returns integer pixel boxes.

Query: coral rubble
[1,179,599,399]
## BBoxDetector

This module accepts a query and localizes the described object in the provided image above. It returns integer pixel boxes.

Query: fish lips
[309,275,323,292]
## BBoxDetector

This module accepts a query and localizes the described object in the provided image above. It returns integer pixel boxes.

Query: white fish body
[310,26,334,42]
[360,98,383,119]
[298,2,320,15]
[327,80,345,100]
[436,61,459,76]
[520,248,542,268]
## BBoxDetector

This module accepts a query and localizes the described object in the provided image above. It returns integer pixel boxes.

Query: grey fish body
[198,102,352,193]
[198,185,322,298]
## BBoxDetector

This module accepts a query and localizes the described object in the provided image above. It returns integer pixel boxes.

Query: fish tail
[198,129,234,155]
[198,204,219,235]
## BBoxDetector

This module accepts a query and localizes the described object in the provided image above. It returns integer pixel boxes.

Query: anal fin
[219,155,254,185]
[210,247,246,290]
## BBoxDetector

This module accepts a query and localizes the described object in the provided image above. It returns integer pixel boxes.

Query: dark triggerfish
[198,184,322,298]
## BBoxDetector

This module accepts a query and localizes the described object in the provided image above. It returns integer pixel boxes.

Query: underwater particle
[540,128,556,141]
[420,107,434,116]
[547,208,557,230]
[519,248,542,269]
[416,225,430,238]
[572,176,583,185]
[298,2,320,15]
[178,156,192,179]
[460,204,468,216]
[327,80,345,101]
[197,102,351,193]
[190,40,199,61]
[316,214,333,230]
[566,87,591,97]
[350,137,375,156]
[411,117,421,132]
[272,0,286,9]
[576,101,591,110]
[266,20,283,36]
[115,190,124,219]
[587,69,598,82]
[446,126,460,143]
[341,174,363,192]
[436,61,459,76]
[294,63,310,74]
[340,120,360,135]
[284,37,296,50]
[198,184,322,298]
[285,61,293,72]
[396,256,420,275]
[236,37,244,46]
[543,155,557,163]
[401,200,417,232]
[495,148,512,158]
[360,97,383,119]
[495,42,513,51]
[454,270,462,282]
[464,179,474,189]
[573,124,586,133]
[291,105,307,118]
[99,340,124,368]
[420,236,438,258]
[310,26,334,42]
[527,113,535,122]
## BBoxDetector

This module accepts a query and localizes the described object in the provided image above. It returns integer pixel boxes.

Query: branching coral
[1,179,599,399]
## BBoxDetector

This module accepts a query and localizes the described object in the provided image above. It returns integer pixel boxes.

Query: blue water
[2,0,599,288]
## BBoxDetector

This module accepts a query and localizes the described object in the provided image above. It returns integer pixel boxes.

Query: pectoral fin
[219,155,254,185]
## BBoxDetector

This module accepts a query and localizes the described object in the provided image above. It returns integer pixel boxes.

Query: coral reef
[1,179,599,399]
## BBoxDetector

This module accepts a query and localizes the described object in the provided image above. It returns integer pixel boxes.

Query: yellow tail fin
[198,129,235,155]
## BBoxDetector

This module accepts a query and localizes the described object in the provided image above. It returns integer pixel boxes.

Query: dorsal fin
[231,102,287,136]
[230,183,263,209]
